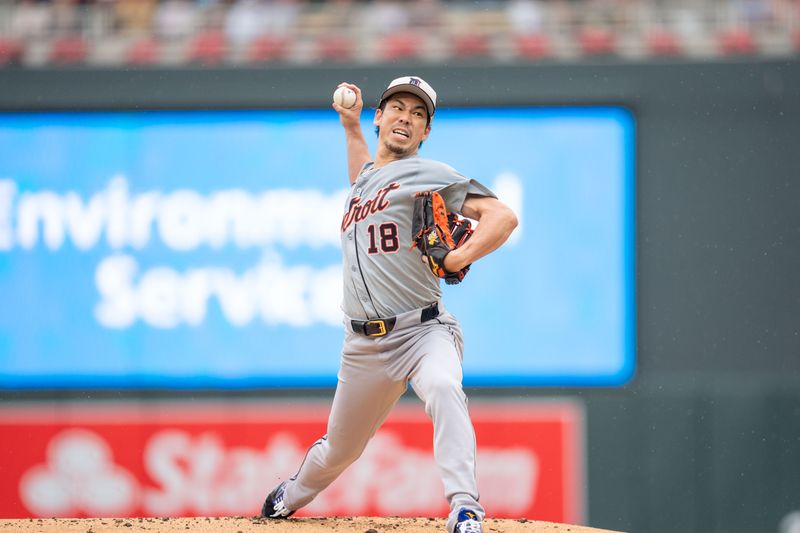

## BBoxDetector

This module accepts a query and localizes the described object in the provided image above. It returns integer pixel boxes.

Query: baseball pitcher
[261,76,518,533]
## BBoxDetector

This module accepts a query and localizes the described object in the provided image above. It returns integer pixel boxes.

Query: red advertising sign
[0,400,584,523]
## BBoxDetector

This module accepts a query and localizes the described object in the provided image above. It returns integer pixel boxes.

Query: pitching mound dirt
[0,517,623,533]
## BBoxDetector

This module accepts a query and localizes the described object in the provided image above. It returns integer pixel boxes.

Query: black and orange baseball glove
[410,191,474,285]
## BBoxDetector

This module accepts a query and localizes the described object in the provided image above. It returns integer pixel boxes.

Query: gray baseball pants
[282,303,484,532]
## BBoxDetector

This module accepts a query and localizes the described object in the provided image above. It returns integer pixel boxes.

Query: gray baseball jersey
[340,155,496,320]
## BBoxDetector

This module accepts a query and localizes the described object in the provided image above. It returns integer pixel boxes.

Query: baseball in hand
[333,86,356,109]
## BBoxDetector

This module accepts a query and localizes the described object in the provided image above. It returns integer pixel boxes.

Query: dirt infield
[0,517,623,533]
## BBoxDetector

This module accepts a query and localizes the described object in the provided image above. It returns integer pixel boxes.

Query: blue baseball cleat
[453,507,482,533]
[260,480,295,519]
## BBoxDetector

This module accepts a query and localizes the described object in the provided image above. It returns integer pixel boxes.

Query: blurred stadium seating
[0,0,797,67]
[0,36,23,65]
[645,28,682,57]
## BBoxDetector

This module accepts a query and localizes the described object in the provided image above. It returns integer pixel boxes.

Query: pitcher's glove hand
[410,191,474,285]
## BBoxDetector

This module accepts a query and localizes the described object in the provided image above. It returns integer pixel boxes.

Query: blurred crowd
[0,0,798,66]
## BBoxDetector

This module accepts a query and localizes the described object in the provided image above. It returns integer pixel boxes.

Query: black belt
[351,302,440,337]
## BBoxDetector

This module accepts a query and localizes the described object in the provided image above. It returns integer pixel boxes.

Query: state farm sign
[0,400,584,523]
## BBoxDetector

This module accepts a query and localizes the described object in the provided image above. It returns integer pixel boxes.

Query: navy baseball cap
[380,76,437,118]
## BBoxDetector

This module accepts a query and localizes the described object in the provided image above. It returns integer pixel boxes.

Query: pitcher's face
[374,93,431,157]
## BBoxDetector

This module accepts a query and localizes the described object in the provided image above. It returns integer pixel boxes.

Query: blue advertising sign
[0,108,635,388]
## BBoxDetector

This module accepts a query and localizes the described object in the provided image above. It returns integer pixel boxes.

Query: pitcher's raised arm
[332,82,371,185]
